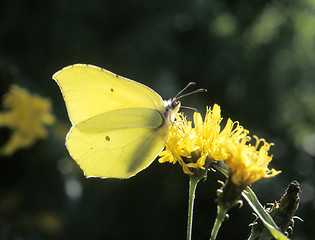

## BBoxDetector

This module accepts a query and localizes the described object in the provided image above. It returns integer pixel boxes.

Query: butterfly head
[163,98,181,127]
[162,82,207,126]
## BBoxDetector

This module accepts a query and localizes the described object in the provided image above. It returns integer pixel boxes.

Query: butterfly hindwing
[66,107,166,178]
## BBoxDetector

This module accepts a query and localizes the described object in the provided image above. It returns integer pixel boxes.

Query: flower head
[159,104,248,174]
[224,135,280,187]
[159,104,280,186]
[0,85,55,155]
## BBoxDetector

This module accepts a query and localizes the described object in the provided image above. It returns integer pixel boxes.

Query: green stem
[210,205,228,240]
[186,174,201,240]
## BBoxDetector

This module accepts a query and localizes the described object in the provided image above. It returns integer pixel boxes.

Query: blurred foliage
[0,0,314,239]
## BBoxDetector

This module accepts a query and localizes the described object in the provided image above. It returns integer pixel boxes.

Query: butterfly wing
[67,108,166,178]
[53,64,169,178]
[53,64,165,125]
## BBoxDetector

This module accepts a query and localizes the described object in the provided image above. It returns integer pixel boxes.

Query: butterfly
[53,64,203,179]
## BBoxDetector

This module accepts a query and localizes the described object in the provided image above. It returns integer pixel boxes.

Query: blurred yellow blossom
[0,85,55,156]
[159,104,280,186]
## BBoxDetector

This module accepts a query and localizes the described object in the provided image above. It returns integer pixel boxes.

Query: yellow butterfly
[53,64,186,179]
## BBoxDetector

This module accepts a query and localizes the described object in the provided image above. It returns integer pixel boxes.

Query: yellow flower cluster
[159,104,280,186]
[0,85,55,156]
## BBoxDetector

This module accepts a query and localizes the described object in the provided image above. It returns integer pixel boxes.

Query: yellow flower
[159,104,248,174]
[0,85,55,156]
[224,136,281,187]
[159,103,280,186]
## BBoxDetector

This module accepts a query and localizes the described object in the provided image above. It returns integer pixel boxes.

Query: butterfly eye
[171,99,180,109]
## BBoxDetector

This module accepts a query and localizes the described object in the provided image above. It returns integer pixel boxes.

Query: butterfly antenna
[174,82,196,99]
[176,88,207,100]
[174,82,207,100]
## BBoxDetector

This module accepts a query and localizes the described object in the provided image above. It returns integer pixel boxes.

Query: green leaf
[242,187,290,240]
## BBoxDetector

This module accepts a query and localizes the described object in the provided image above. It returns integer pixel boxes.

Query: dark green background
[1,0,314,239]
